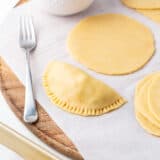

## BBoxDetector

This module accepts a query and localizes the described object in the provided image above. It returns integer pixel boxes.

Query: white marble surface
[1,0,160,160]
[0,0,18,25]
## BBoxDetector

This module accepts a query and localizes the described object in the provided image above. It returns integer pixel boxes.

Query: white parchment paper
[1,0,160,159]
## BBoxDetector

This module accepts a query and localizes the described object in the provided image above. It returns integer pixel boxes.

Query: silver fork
[19,16,38,123]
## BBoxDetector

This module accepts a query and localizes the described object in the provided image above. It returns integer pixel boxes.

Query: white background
[0,0,18,24]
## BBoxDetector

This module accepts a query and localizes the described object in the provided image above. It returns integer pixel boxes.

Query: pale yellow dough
[68,14,155,75]
[148,75,160,122]
[135,73,160,128]
[122,0,160,9]
[137,9,160,23]
[43,61,126,116]
[122,0,160,23]
[136,111,160,137]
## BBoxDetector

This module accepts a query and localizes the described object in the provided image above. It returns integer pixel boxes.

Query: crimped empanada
[43,61,126,116]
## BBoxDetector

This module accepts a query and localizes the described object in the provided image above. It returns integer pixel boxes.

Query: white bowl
[33,0,94,16]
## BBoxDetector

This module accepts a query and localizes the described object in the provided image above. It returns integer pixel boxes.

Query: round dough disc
[136,111,160,137]
[135,73,160,128]
[148,75,160,121]
[68,14,155,75]
[122,0,160,9]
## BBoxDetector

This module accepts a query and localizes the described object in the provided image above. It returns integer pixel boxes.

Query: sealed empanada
[43,61,126,116]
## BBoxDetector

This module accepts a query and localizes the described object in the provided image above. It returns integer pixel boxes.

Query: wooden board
[0,58,83,160]
[0,1,83,160]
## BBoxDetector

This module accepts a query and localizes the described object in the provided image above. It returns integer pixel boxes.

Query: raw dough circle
[135,73,160,128]
[68,14,155,75]
[136,111,160,137]
[122,0,160,9]
[148,75,160,121]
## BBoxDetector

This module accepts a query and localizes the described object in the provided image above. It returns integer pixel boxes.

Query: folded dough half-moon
[43,61,126,116]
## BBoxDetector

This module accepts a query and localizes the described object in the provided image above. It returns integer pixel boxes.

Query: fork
[19,16,38,123]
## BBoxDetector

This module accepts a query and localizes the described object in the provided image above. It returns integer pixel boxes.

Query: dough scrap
[135,73,160,128]
[136,111,160,137]
[43,61,126,116]
[121,0,160,9]
[148,75,160,121]
[68,14,155,75]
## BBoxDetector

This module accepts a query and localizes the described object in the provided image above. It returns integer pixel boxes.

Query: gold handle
[0,122,60,160]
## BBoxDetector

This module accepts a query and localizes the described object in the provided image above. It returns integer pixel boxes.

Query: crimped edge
[42,74,126,116]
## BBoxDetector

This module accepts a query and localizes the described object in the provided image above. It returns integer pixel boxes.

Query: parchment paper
[1,0,160,159]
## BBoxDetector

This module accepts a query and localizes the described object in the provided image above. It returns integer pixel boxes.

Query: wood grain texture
[0,58,83,160]
[16,0,27,6]
[0,1,83,160]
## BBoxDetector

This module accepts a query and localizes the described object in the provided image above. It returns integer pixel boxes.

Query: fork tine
[19,15,36,50]
[25,16,31,40]
[28,16,36,42]
[19,16,26,41]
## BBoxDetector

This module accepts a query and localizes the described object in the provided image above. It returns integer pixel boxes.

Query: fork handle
[24,50,38,123]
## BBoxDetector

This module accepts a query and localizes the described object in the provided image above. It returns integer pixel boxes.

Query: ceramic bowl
[33,0,94,16]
